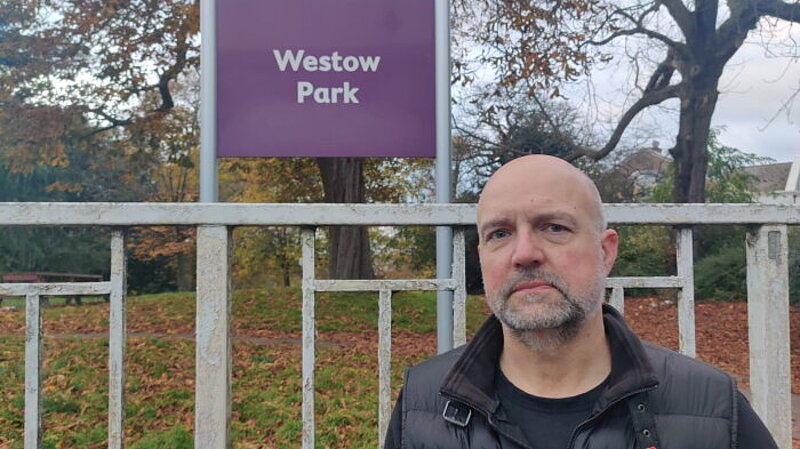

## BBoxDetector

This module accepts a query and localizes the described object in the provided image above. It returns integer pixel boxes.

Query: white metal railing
[0,202,795,449]
[300,227,467,446]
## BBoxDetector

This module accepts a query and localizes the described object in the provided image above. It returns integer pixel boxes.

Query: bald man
[384,155,777,449]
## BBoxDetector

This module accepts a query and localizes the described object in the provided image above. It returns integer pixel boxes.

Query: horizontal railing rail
[3,201,800,225]
[0,202,793,449]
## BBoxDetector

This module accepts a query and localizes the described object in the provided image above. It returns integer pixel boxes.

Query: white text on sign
[272,49,381,104]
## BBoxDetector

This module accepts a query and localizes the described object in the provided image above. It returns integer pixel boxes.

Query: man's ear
[600,228,619,275]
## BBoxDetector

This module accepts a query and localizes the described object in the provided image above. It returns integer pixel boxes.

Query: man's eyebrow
[479,218,512,235]
[478,212,579,235]
[535,212,578,226]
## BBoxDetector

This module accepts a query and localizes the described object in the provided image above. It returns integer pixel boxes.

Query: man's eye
[488,230,510,240]
[545,224,569,233]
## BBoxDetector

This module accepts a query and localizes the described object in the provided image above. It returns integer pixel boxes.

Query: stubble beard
[486,266,606,352]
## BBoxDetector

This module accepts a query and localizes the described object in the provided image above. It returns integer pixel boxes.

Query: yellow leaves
[129,226,196,263]
[181,2,201,35]
[43,373,70,395]
[0,104,78,174]
[45,181,83,193]
[220,158,323,204]
[1,0,204,182]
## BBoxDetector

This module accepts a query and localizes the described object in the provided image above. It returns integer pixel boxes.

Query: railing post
[377,289,392,448]
[24,293,42,449]
[675,227,696,357]
[108,230,128,449]
[195,225,232,449]
[451,228,467,347]
[300,228,316,449]
[746,224,792,449]
[609,287,624,315]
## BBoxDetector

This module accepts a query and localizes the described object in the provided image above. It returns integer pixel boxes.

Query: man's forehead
[477,159,603,230]
[480,169,586,205]
[478,203,579,225]
[478,181,582,216]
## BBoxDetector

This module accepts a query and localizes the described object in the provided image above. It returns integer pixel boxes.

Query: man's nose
[510,232,545,268]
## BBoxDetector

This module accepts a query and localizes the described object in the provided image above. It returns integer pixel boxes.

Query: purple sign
[217,0,435,158]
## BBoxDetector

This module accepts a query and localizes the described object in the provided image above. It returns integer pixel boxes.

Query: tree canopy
[0,0,440,282]
[455,0,800,202]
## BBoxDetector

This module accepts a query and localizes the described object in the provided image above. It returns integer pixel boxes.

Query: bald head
[478,155,607,236]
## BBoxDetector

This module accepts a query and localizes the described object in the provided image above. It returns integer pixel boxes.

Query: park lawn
[0,288,488,449]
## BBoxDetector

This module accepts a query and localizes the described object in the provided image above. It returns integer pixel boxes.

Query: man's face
[476,158,618,345]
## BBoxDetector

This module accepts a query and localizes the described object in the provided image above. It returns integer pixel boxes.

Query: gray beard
[507,308,585,352]
[486,267,604,351]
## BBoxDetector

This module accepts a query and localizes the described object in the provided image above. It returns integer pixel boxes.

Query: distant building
[615,143,670,192]
[740,162,793,193]
[616,146,798,200]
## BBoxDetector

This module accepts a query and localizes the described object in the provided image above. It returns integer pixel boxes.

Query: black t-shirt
[495,370,608,449]
[495,370,778,449]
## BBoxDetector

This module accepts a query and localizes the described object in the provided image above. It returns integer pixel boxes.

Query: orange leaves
[180,2,201,35]
[0,105,78,174]
[626,296,800,394]
[44,373,71,395]
[0,289,794,447]
[45,181,83,193]
[455,0,606,98]
[1,0,202,184]
[221,158,322,204]
[129,225,196,262]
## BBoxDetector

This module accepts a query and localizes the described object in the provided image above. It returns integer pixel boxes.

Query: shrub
[694,244,747,302]
[611,226,673,277]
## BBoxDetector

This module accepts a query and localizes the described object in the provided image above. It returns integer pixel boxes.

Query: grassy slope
[0,288,488,449]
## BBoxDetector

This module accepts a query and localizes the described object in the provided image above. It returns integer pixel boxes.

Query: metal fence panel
[0,202,792,449]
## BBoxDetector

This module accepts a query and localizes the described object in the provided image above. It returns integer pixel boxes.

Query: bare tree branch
[453,123,532,158]
[565,83,681,162]
[645,49,678,92]
[590,23,688,58]
[528,94,590,153]
[82,107,134,137]
[715,0,760,63]
[154,17,194,113]
[763,78,800,129]
[657,0,693,36]
[695,0,721,42]
[760,0,800,22]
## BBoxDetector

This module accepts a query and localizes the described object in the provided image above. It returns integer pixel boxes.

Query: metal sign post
[200,0,218,202]
[435,0,453,354]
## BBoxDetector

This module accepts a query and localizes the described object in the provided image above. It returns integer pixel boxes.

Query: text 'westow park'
[272,49,382,104]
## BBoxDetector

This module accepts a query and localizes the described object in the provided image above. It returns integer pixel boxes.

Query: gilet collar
[439,304,659,415]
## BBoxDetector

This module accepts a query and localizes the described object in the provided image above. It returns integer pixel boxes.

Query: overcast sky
[711,28,800,163]
[581,22,800,164]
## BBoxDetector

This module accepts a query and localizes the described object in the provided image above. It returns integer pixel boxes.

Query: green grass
[129,425,193,449]
[0,287,487,448]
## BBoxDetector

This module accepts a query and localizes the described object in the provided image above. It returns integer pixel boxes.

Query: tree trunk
[669,78,719,203]
[316,158,374,279]
[175,249,196,291]
[669,68,722,259]
[282,264,291,287]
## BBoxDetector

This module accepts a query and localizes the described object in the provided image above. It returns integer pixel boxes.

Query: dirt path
[41,332,351,348]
